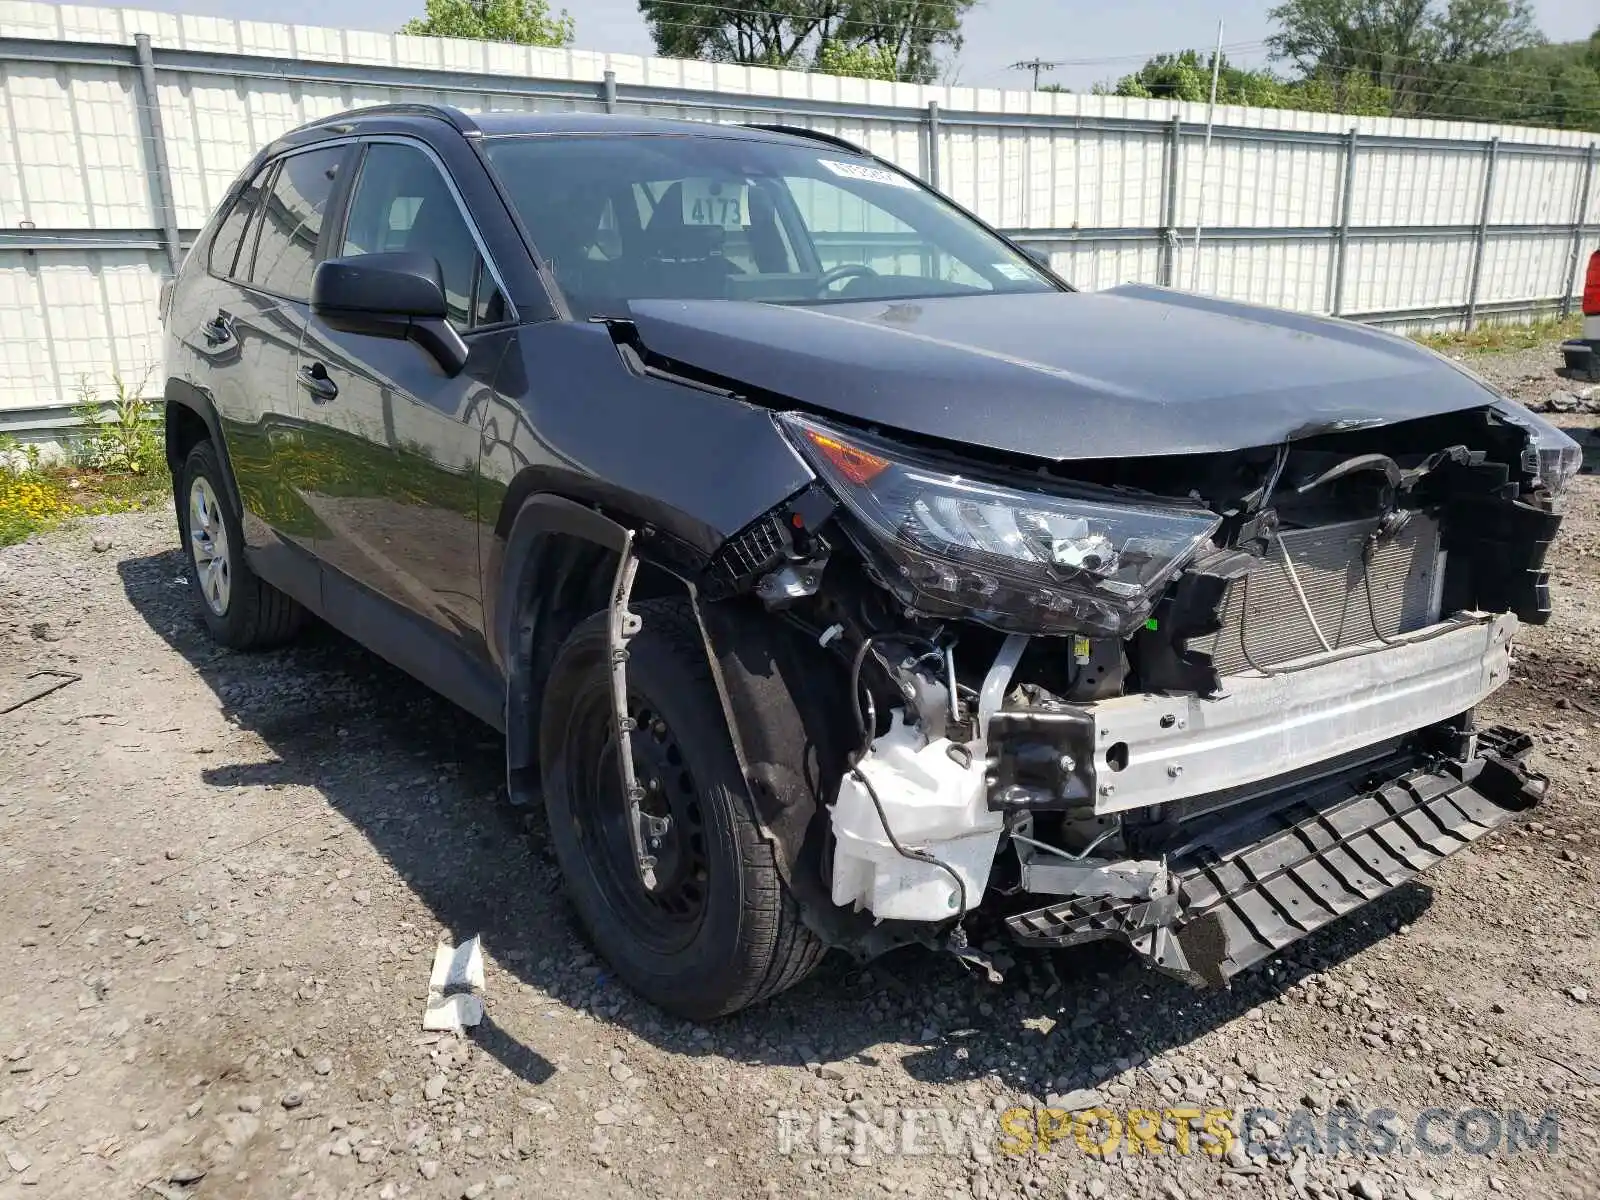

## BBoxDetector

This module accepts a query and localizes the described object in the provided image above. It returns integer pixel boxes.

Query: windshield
[480,133,1061,319]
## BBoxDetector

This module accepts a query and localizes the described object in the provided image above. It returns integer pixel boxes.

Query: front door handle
[297,363,339,404]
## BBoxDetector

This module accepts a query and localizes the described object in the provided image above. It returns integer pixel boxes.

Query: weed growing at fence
[1416,314,1581,356]
[72,371,163,474]
[0,374,171,547]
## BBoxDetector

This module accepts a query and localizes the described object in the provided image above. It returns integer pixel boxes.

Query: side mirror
[1022,246,1052,271]
[311,252,468,376]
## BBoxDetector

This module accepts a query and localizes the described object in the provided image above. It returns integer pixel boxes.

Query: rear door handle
[297,363,339,404]
[201,310,234,347]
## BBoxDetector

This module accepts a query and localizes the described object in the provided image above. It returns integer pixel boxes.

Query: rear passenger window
[342,142,487,330]
[209,165,269,279]
[249,146,348,301]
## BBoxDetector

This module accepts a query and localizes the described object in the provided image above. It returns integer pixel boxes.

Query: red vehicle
[1562,248,1600,381]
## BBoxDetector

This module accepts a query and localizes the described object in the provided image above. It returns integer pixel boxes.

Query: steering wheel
[816,263,880,295]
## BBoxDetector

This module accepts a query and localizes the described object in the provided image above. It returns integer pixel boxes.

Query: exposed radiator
[1194,515,1444,676]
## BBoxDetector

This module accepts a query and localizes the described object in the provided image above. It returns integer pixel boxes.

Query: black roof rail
[307,103,481,135]
[741,123,867,156]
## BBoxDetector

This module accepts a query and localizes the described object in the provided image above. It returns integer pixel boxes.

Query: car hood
[625,285,1503,460]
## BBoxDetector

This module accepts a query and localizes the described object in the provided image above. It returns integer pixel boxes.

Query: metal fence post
[1161,115,1181,287]
[1330,128,1358,316]
[1561,143,1597,319]
[1465,136,1500,330]
[602,68,617,114]
[925,101,941,190]
[132,33,182,277]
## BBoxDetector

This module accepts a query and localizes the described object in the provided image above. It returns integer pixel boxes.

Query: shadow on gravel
[120,546,1436,1101]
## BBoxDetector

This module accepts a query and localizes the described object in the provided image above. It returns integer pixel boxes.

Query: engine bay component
[1008,815,1171,900]
[705,485,836,601]
[779,412,1222,637]
[1193,514,1444,675]
[984,708,1097,810]
[1018,854,1172,901]
[787,401,1561,986]
[829,711,1001,922]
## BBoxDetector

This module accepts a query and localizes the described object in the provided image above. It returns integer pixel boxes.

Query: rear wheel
[539,598,825,1019]
[179,441,303,650]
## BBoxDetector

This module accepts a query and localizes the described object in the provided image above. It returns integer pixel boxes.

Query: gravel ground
[3,337,1600,1200]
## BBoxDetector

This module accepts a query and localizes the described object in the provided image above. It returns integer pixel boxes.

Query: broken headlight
[779,413,1221,637]
[1494,400,1582,496]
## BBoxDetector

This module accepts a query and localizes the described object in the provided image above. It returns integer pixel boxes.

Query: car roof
[296,103,865,152]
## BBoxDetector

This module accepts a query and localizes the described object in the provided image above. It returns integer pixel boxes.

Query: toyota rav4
[162,104,1573,1018]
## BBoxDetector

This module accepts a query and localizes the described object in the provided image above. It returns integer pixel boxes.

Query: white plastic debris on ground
[422,935,486,1033]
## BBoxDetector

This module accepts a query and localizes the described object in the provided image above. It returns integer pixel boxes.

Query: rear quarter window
[208,165,270,279]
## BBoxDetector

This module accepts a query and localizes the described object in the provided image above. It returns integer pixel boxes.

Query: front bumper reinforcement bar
[1004,726,1546,986]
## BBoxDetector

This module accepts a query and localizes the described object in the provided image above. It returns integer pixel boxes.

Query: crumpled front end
[1004,725,1545,986]
[698,394,1572,985]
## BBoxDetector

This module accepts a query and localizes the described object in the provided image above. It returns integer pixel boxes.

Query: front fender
[479,321,815,562]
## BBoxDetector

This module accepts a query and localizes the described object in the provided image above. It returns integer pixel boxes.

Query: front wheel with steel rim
[539,598,826,1019]
[178,440,304,650]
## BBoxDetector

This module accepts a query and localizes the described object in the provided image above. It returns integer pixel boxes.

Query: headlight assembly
[1494,400,1582,496]
[779,413,1221,637]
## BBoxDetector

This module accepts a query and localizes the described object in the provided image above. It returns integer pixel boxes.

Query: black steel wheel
[539,598,825,1019]
[569,696,711,953]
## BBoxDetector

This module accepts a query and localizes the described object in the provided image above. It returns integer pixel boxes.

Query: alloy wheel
[188,475,231,616]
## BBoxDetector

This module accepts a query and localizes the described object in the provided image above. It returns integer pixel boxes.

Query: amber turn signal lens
[803,429,891,487]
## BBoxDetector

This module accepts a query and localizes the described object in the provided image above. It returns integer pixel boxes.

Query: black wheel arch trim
[497,493,644,810]
[492,492,863,949]
[164,378,244,522]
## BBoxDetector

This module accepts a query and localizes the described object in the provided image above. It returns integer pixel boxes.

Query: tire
[178,440,303,650]
[539,598,825,1019]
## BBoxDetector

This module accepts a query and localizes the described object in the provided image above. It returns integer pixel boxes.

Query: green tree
[824,0,972,83]
[1103,16,1596,126]
[638,0,831,67]
[400,0,575,46]
[1291,66,1395,113]
[637,0,973,83]
[1429,27,1600,126]
[1266,0,1542,115]
[814,38,901,81]
[1103,51,1288,106]
[1098,50,1394,116]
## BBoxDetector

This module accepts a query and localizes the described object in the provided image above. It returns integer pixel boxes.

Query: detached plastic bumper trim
[1004,726,1545,986]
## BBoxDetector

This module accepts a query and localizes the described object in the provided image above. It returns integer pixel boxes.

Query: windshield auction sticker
[819,159,918,189]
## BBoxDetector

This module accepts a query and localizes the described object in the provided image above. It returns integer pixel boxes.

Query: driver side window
[341,142,503,330]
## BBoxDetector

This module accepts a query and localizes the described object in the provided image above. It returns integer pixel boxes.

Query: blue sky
[129,0,1599,91]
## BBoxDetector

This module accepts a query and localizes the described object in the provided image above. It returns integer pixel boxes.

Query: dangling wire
[846,634,970,920]
[1272,526,1335,654]
[1361,530,1402,647]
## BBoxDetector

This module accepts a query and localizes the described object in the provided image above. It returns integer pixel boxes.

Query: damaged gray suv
[163,104,1577,1018]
